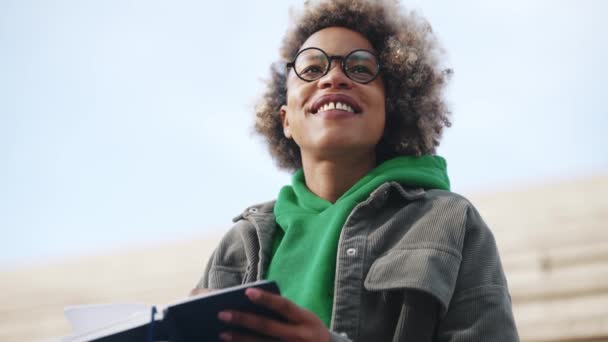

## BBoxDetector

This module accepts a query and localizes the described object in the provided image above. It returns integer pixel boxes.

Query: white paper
[63,303,150,335]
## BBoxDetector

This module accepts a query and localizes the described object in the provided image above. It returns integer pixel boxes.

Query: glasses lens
[344,50,379,83]
[294,49,329,81]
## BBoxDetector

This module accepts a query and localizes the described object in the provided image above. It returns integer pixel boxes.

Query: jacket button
[346,248,357,256]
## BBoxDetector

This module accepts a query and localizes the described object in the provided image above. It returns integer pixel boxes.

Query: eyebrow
[347,54,369,61]
[302,55,326,62]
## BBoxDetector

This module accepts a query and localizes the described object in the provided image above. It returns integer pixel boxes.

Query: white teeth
[317,101,355,113]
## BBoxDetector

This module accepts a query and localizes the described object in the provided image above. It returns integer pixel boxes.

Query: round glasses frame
[286,47,381,84]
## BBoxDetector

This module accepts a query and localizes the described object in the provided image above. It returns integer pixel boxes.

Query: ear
[280,105,292,139]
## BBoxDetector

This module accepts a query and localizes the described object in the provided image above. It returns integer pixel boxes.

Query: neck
[301,151,376,203]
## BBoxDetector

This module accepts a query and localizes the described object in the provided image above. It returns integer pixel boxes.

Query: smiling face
[280,27,386,163]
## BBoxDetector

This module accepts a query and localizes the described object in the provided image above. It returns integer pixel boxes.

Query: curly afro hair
[254,0,452,171]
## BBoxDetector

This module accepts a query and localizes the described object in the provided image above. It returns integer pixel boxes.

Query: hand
[217,287,331,342]
[189,287,214,296]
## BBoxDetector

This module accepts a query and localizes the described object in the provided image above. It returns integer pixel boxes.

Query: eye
[345,50,379,81]
[301,64,325,75]
[294,49,328,80]
[348,65,374,75]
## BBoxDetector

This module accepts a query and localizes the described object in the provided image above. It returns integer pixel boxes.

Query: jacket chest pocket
[363,247,461,312]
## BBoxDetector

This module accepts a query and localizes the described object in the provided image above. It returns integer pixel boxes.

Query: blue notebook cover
[83,280,282,342]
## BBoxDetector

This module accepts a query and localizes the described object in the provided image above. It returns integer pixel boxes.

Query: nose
[318,62,353,89]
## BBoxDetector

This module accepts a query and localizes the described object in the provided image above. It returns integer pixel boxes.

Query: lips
[310,94,362,114]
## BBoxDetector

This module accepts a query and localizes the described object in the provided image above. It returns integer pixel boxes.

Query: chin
[313,138,378,155]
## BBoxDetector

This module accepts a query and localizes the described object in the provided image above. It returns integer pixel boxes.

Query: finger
[218,310,293,339]
[245,288,304,322]
[189,287,214,297]
[219,331,275,342]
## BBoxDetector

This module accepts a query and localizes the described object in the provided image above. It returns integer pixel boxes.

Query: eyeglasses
[286,47,380,84]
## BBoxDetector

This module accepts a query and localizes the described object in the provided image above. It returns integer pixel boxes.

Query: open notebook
[55,280,281,342]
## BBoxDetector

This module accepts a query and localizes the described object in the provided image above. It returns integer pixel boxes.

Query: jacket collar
[234,182,427,223]
[232,183,428,281]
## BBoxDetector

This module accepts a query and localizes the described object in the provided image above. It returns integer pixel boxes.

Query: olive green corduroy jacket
[195,182,519,342]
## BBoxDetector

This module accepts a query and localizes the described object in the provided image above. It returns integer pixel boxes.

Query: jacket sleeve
[329,331,353,342]
[436,204,520,341]
[193,221,256,290]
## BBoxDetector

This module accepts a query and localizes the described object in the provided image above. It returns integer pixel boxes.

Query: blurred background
[1,0,606,341]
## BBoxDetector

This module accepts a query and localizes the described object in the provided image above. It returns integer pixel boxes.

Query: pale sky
[1,0,606,266]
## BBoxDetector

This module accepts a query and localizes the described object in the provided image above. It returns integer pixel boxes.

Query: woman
[193,0,519,341]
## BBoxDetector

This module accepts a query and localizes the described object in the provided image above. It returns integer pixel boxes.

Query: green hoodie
[265,155,450,327]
